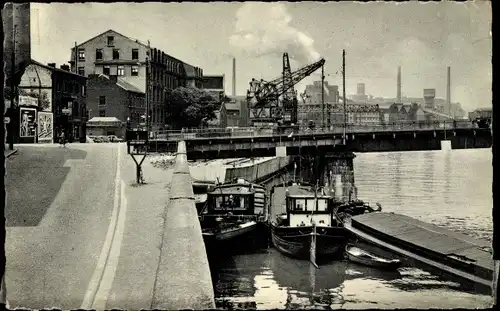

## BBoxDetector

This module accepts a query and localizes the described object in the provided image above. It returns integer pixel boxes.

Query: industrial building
[298,81,339,126]
[69,29,204,131]
[351,83,368,103]
[86,74,145,135]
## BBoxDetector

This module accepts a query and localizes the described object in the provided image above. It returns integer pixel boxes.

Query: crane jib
[249,58,326,110]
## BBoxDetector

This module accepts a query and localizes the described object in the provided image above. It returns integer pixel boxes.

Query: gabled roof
[116,78,144,94]
[92,74,145,94]
[8,59,86,82]
[73,29,148,49]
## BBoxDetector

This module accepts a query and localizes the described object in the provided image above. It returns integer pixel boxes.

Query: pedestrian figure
[59,130,66,147]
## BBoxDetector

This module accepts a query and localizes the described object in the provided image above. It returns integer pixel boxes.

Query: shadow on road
[5,146,88,227]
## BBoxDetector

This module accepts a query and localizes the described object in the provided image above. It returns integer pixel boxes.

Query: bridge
[128,120,492,160]
[421,107,456,120]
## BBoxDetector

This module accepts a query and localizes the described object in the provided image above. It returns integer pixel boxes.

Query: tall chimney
[232,57,236,96]
[397,66,401,103]
[446,66,451,113]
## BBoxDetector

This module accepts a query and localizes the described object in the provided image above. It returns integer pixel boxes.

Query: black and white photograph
[2,1,494,310]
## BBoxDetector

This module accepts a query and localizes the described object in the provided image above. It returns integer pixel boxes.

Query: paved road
[5,143,173,309]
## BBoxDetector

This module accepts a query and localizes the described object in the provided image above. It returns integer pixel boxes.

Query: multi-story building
[202,75,225,99]
[298,81,339,126]
[379,102,427,123]
[423,88,436,109]
[221,95,250,127]
[328,103,380,125]
[69,29,203,131]
[86,74,145,133]
[10,60,88,143]
[352,83,368,103]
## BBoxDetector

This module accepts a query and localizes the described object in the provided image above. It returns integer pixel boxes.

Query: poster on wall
[38,112,54,143]
[19,107,37,138]
[19,95,38,107]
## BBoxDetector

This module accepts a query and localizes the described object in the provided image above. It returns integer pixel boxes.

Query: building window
[81,85,86,96]
[78,48,85,61]
[117,66,125,76]
[107,36,114,46]
[96,49,103,60]
[103,66,110,75]
[78,67,85,76]
[132,49,139,60]
[99,109,106,117]
[131,66,139,76]
[113,49,120,60]
[99,96,106,108]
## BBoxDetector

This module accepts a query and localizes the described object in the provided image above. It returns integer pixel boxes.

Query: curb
[4,149,18,158]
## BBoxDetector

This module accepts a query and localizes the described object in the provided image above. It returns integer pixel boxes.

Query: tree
[165,86,223,129]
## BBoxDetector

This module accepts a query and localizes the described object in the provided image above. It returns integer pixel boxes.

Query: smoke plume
[229,3,320,65]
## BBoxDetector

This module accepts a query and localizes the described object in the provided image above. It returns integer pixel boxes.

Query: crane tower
[246,54,325,128]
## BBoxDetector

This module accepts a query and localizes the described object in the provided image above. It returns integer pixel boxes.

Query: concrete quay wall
[151,141,215,310]
[224,156,293,183]
[188,156,294,184]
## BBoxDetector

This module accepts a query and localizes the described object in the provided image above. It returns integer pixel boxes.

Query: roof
[74,29,148,49]
[8,59,87,81]
[88,117,122,123]
[116,78,144,94]
[92,74,145,94]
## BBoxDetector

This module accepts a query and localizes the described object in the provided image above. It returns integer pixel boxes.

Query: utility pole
[8,25,18,150]
[146,40,151,143]
[321,64,325,129]
[342,49,347,144]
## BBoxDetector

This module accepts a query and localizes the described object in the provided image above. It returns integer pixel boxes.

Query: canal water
[207,149,493,309]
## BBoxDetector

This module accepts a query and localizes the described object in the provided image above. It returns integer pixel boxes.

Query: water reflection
[210,149,493,309]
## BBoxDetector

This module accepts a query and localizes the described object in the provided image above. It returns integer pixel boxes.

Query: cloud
[229,3,320,65]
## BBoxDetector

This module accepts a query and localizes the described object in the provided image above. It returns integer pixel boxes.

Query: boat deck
[345,212,493,287]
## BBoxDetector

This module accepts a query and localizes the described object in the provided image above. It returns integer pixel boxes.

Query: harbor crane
[246,54,325,127]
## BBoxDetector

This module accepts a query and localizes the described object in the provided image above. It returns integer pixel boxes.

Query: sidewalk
[105,145,174,309]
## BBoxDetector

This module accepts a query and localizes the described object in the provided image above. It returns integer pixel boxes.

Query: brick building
[86,74,145,131]
[69,29,203,131]
[9,60,88,143]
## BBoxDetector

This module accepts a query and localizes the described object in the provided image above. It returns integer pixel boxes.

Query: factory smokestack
[232,57,236,96]
[397,66,401,103]
[446,66,451,112]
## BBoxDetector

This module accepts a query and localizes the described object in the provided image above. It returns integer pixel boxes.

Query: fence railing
[151,120,478,141]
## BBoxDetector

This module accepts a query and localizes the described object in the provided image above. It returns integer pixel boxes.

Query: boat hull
[203,221,258,241]
[346,251,402,270]
[271,224,347,261]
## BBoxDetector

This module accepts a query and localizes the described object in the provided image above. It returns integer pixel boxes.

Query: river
[207,148,493,309]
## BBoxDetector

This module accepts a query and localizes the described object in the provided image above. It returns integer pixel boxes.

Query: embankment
[151,141,215,310]
[189,157,293,184]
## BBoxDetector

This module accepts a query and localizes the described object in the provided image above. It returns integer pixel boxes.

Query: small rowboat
[345,244,402,270]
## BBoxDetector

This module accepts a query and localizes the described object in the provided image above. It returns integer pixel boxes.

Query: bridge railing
[154,120,476,141]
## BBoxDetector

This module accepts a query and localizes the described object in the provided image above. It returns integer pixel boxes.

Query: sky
[30,1,491,111]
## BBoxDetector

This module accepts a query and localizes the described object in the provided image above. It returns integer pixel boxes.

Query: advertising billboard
[19,95,38,107]
[38,112,54,143]
[19,107,37,138]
